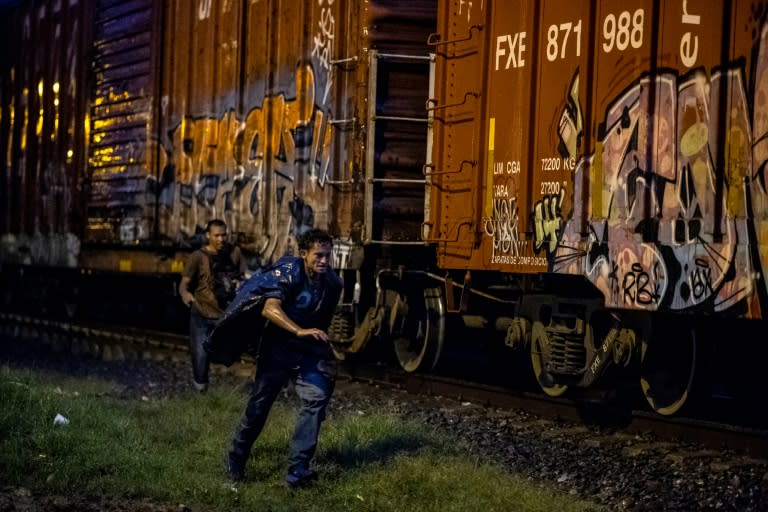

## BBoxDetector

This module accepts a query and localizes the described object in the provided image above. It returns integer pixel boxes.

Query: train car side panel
[479,0,537,271]
[158,0,245,243]
[552,0,766,318]
[0,0,92,267]
[153,0,363,267]
[432,0,768,320]
[428,0,488,267]
[527,0,593,274]
[86,0,158,245]
[735,0,768,316]
[555,0,658,308]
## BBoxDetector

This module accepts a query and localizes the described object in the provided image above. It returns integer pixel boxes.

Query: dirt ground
[0,487,188,512]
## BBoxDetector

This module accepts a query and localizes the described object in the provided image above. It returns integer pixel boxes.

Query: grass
[0,364,605,512]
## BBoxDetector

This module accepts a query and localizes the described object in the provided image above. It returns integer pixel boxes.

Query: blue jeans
[229,340,337,475]
[189,311,218,385]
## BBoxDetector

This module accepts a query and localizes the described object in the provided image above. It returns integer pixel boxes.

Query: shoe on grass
[285,468,318,488]
[226,455,245,482]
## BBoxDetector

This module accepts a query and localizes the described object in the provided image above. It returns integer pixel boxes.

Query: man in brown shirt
[179,219,245,391]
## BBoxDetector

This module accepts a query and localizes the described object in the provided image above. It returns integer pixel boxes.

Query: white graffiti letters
[198,0,212,20]
[483,197,525,257]
[313,1,336,104]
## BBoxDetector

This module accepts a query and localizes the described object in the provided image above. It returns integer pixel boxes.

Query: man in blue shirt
[211,228,343,488]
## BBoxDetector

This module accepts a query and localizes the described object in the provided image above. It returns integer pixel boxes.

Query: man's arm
[262,297,329,341]
[179,275,195,307]
[179,253,200,307]
[233,246,249,279]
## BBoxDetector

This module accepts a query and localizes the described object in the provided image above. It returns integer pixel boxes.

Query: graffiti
[552,35,768,315]
[332,237,362,270]
[683,258,714,301]
[146,63,335,263]
[289,194,315,238]
[483,197,526,258]
[457,0,476,24]
[198,0,212,20]
[533,189,564,254]
[312,0,335,104]
[557,71,582,160]
[622,261,662,306]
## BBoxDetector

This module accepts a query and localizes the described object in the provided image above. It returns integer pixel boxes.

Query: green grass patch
[0,365,604,511]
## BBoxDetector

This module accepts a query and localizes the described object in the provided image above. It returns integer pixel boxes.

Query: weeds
[0,365,603,512]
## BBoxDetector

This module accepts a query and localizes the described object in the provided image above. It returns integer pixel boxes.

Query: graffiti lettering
[312,1,336,104]
[152,65,333,263]
[198,0,212,20]
[689,264,713,299]
[680,258,714,301]
[622,262,661,306]
[458,0,474,23]
[483,197,526,258]
[533,189,564,254]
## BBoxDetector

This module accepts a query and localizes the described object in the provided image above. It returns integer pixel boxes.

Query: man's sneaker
[285,468,318,488]
[192,380,208,393]
[226,455,245,482]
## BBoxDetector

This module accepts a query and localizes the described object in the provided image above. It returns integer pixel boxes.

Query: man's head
[205,219,228,252]
[298,229,333,279]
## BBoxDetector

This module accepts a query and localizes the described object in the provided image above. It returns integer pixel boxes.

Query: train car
[0,0,438,334]
[2,0,768,416]
[425,0,768,415]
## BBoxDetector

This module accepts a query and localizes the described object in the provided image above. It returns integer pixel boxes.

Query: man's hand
[295,328,329,342]
[180,291,195,308]
[263,298,329,342]
[179,277,195,308]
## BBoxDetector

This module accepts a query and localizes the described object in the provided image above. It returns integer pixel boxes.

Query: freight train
[2,0,768,416]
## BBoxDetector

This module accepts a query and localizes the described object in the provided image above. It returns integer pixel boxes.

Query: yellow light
[54,98,59,106]
[52,82,60,93]
[37,80,44,97]
[67,149,74,158]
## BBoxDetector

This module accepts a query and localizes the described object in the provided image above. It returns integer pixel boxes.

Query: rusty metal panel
[735,0,768,318]
[527,0,593,273]
[476,0,539,271]
[155,0,366,267]
[544,0,767,319]
[555,0,656,284]
[158,0,245,244]
[428,0,488,266]
[430,0,768,318]
[85,0,158,243]
[0,0,92,266]
[433,0,591,272]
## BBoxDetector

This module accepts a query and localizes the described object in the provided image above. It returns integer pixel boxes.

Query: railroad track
[3,311,768,459]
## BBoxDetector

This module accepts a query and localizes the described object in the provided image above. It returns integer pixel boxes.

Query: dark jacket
[204,255,343,366]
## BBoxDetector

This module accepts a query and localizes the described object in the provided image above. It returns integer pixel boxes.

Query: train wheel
[389,286,445,373]
[530,321,568,397]
[639,321,697,416]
